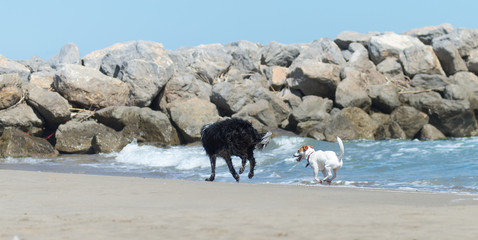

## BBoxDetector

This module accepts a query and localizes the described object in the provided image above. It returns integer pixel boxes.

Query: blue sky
[1,0,477,60]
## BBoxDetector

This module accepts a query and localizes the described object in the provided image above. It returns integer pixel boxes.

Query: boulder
[399,91,442,111]
[404,24,454,45]
[335,77,371,110]
[419,124,446,140]
[0,127,58,157]
[156,71,212,112]
[20,56,54,73]
[0,74,24,110]
[433,28,478,57]
[54,64,130,108]
[399,46,445,77]
[323,109,358,141]
[366,84,400,113]
[0,103,44,136]
[420,98,477,137]
[91,127,129,153]
[391,106,429,139]
[431,39,468,76]
[448,72,478,110]
[253,87,290,125]
[168,98,222,142]
[29,71,55,89]
[376,57,405,79]
[55,120,116,153]
[374,121,407,140]
[261,41,300,67]
[288,96,333,130]
[232,99,278,128]
[292,38,346,66]
[94,106,180,145]
[341,107,379,139]
[170,44,231,84]
[467,49,478,75]
[226,40,262,72]
[368,32,424,64]
[26,86,71,127]
[47,43,81,69]
[0,55,30,82]
[210,81,256,115]
[287,59,341,98]
[340,47,387,86]
[296,121,327,140]
[263,66,288,90]
[411,74,450,93]
[334,31,379,49]
[83,41,174,106]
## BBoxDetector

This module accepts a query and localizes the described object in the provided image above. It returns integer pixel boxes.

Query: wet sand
[1,169,477,240]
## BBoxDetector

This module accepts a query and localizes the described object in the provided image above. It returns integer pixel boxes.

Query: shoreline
[1,169,478,240]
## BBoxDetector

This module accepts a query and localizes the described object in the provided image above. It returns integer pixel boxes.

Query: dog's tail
[256,131,272,150]
[336,136,344,162]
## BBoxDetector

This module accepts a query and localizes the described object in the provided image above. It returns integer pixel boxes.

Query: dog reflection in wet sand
[293,137,344,184]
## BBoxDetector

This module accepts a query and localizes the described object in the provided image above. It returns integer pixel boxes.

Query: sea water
[2,136,478,194]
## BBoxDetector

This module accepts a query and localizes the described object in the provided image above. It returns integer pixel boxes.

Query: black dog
[201,118,272,182]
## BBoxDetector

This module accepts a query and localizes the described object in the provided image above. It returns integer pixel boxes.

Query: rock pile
[1,23,478,157]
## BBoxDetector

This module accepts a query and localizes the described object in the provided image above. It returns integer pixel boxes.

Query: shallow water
[2,136,478,194]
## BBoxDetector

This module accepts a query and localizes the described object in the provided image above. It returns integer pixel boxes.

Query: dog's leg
[205,156,217,181]
[314,167,322,184]
[247,148,255,179]
[239,157,247,174]
[225,156,240,182]
[329,169,337,181]
[322,168,333,183]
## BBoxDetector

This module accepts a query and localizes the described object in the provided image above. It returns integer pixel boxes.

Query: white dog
[293,137,344,184]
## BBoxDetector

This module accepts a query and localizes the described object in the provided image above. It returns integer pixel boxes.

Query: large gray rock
[47,43,81,69]
[399,45,445,77]
[419,124,446,140]
[447,72,478,110]
[95,106,180,145]
[0,74,24,110]
[467,49,478,75]
[287,59,341,98]
[156,71,212,112]
[168,97,222,142]
[433,28,478,57]
[323,109,359,141]
[232,99,278,128]
[0,103,44,136]
[210,81,256,115]
[335,77,371,110]
[341,107,379,140]
[411,74,450,93]
[374,121,407,140]
[253,87,290,125]
[26,86,71,127]
[0,55,30,82]
[288,96,332,130]
[91,126,130,153]
[54,64,130,109]
[368,32,424,64]
[20,56,54,73]
[367,84,400,113]
[55,120,116,153]
[261,41,300,67]
[226,40,262,72]
[0,127,58,157]
[83,41,174,106]
[376,57,405,80]
[404,24,454,45]
[334,31,379,49]
[170,44,231,84]
[293,38,346,66]
[432,39,468,76]
[29,71,55,89]
[391,106,429,139]
[420,98,477,137]
[263,66,288,90]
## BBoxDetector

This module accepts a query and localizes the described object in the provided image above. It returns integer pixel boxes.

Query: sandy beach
[1,169,477,240]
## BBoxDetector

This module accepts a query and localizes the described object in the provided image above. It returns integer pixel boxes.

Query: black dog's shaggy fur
[201,118,272,182]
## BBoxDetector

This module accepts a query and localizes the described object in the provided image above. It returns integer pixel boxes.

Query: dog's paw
[248,172,254,179]
[239,167,245,174]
